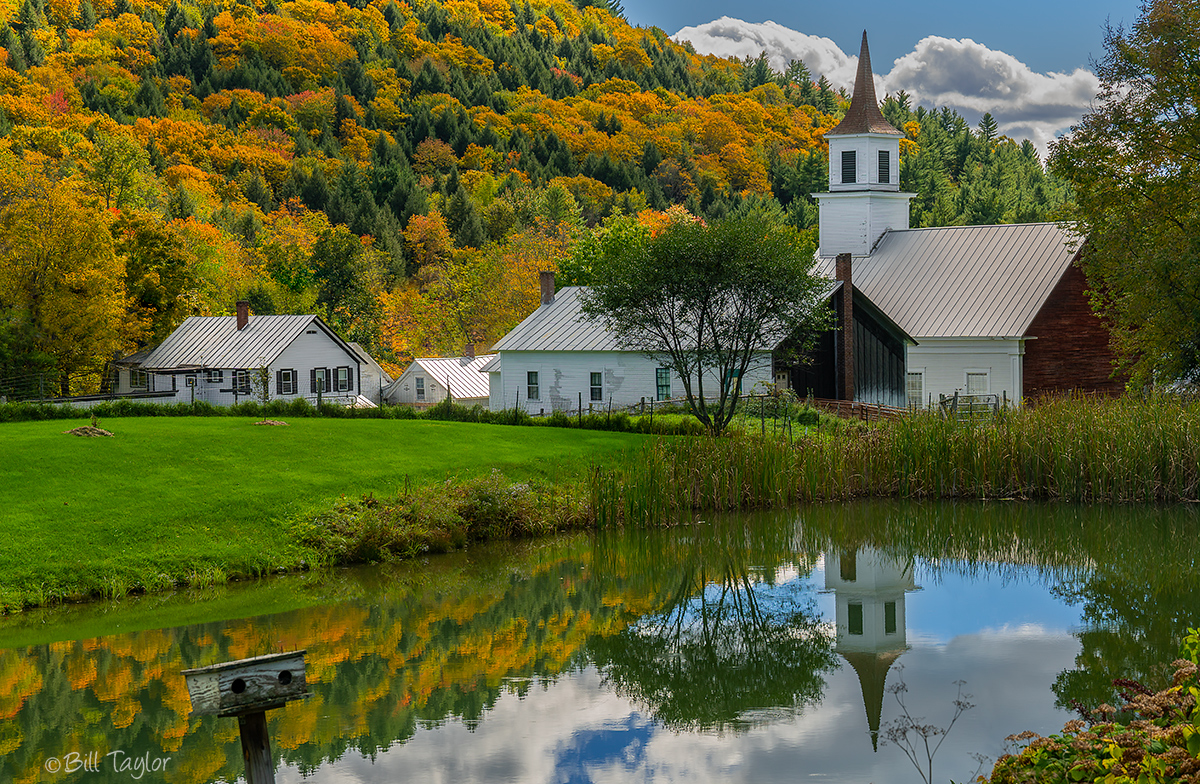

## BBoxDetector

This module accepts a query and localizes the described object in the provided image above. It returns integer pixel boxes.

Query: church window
[841,150,857,184]
[879,150,891,183]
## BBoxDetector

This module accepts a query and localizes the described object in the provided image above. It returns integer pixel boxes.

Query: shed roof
[815,222,1080,338]
[139,314,356,370]
[399,354,496,399]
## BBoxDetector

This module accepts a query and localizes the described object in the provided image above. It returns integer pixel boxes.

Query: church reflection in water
[824,547,918,750]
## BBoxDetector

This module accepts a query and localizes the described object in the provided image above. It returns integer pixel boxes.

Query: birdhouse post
[182,650,310,784]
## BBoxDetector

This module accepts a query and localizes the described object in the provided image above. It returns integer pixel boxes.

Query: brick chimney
[236,300,250,331]
[539,271,555,306]
[835,253,854,401]
[464,342,475,360]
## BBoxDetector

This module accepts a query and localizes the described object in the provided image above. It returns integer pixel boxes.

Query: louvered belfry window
[878,149,890,184]
[841,150,857,184]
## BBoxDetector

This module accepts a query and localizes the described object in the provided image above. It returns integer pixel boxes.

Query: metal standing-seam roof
[815,223,1081,338]
[398,355,496,399]
[491,287,625,352]
[139,314,355,370]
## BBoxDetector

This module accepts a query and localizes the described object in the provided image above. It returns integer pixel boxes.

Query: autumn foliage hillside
[0,0,1068,393]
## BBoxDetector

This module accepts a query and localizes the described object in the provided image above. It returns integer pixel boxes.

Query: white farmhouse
[384,349,495,409]
[812,32,1123,406]
[111,302,377,407]
[486,274,776,414]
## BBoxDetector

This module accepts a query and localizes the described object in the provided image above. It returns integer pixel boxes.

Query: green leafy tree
[581,212,832,434]
[1048,0,1200,384]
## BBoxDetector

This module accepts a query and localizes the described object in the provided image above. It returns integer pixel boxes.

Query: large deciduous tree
[0,180,128,395]
[1048,0,1200,384]
[581,211,831,435]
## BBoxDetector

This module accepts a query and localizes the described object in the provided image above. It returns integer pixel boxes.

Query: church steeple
[813,30,913,257]
[828,31,903,137]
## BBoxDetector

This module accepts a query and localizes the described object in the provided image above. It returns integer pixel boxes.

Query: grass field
[1,417,647,611]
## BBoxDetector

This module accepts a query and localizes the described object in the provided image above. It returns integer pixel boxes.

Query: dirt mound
[64,426,114,437]
[253,420,289,426]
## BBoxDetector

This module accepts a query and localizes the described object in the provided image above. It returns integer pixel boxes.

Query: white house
[486,277,776,414]
[110,302,376,407]
[812,32,1123,407]
[351,342,394,405]
[384,351,495,409]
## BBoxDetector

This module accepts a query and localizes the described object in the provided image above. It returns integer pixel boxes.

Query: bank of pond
[2,502,1200,784]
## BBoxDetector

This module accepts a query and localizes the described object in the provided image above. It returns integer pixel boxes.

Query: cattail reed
[592,394,1200,525]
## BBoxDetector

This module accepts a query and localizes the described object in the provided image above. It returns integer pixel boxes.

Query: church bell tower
[815,31,914,257]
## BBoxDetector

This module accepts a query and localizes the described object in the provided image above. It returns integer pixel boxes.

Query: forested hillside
[0,0,1069,394]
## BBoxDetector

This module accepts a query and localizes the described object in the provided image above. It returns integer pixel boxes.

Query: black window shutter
[325,368,331,392]
[276,370,282,395]
[310,368,316,393]
[346,365,353,392]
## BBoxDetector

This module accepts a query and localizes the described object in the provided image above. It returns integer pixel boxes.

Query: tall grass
[593,395,1200,524]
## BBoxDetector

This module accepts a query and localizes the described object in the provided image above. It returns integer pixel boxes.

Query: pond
[3,501,1199,784]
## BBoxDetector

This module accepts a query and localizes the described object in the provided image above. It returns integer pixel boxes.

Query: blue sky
[623,0,1144,151]
[627,0,1140,75]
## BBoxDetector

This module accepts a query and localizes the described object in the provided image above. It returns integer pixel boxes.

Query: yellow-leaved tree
[0,177,129,395]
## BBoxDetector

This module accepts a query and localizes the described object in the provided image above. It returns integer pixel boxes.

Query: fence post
[578,392,582,425]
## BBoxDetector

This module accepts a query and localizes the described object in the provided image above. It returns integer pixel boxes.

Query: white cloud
[672,17,859,88]
[672,19,1101,154]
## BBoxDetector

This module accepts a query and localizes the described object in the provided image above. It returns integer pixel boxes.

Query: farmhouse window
[724,368,743,397]
[885,601,897,635]
[234,369,251,395]
[848,603,864,636]
[415,377,425,401]
[336,366,352,392]
[656,368,670,401]
[130,369,148,389]
[906,371,925,409]
[527,371,539,401]
[590,372,603,402]
[878,149,890,184]
[206,369,223,384]
[966,371,990,395]
[277,369,296,395]
[311,367,331,393]
[841,150,857,184]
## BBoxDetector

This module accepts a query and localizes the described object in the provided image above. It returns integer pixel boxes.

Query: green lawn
[0,417,645,610]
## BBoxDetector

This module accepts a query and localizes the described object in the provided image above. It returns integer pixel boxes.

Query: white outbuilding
[383,351,495,409]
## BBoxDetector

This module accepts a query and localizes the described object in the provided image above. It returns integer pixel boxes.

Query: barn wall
[1023,262,1124,398]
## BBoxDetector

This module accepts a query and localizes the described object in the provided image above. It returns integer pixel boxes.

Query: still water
[2,501,1198,784]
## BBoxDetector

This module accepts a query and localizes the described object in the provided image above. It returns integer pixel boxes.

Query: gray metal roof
[139,314,356,370]
[395,355,496,399]
[478,356,501,373]
[815,223,1080,338]
[491,287,625,352]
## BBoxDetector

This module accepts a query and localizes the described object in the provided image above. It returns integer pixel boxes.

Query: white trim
[964,368,991,395]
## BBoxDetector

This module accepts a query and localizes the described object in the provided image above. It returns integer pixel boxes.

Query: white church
[809,32,1122,407]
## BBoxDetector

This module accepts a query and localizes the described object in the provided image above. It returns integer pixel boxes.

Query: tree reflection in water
[587,517,838,732]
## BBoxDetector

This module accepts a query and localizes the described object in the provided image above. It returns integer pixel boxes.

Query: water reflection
[0,502,1197,783]
[825,547,916,749]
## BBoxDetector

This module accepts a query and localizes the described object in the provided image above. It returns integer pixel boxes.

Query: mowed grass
[0,417,646,610]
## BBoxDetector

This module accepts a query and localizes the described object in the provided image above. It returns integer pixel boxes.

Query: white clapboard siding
[906,338,1024,406]
[491,350,774,413]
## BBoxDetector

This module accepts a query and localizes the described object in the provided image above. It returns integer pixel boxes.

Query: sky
[623,0,1144,152]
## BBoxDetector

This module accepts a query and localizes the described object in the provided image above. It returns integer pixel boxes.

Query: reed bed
[592,395,1200,524]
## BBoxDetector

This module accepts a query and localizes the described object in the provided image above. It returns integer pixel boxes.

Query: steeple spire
[827,31,902,136]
